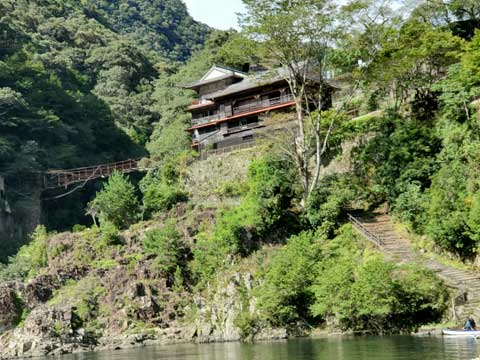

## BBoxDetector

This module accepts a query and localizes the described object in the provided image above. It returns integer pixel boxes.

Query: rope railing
[347,213,383,247]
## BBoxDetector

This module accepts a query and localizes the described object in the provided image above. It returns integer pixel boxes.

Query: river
[38,336,480,360]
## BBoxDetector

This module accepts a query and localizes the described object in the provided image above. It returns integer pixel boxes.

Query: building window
[198,125,217,135]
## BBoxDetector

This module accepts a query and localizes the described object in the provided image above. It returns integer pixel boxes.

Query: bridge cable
[42,166,102,201]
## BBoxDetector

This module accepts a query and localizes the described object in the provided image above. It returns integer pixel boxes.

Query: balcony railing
[191,93,295,128]
[192,113,222,126]
[232,94,295,116]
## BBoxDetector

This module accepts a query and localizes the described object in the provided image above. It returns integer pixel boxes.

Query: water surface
[49,336,480,360]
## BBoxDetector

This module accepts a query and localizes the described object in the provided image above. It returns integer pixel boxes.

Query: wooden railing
[191,94,295,128]
[232,94,295,116]
[347,213,383,247]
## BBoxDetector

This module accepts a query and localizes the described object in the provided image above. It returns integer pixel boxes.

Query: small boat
[442,329,480,337]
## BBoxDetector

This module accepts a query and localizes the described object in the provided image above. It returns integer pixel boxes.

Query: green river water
[42,336,480,360]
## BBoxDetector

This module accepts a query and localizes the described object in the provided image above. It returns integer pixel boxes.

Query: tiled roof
[204,66,340,100]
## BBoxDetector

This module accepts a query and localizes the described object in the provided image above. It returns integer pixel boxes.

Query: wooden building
[184,65,336,151]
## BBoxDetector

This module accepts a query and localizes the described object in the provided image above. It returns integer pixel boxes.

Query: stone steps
[350,212,480,323]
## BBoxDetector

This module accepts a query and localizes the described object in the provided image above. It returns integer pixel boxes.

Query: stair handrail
[347,213,383,247]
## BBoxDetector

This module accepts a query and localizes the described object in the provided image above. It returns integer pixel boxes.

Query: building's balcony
[191,93,295,128]
[192,113,222,126]
[232,94,295,116]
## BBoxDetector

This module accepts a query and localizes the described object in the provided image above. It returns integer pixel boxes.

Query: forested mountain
[88,0,211,61]
[0,0,211,174]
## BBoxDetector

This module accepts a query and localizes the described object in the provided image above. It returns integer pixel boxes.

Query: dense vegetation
[3,0,480,344]
[0,0,246,251]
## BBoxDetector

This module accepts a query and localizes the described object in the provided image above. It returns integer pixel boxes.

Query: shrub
[256,225,448,332]
[72,224,87,233]
[143,220,185,277]
[89,172,139,229]
[392,183,426,229]
[256,231,320,326]
[423,162,474,257]
[309,227,448,332]
[99,221,122,246]
[142,181,188,214]
[0,225,49,280]
[140,161,188,216]
[306,175,355,235]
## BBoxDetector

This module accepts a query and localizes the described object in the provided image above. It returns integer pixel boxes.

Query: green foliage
[257,231,320,326]
[143,220,185,277]
[257,225,448,332]
[99,221,122,247]
[140,160,188,217]
[306,174,355,235]
[311,252,448,332]
[352,114,441,207]
[392,183,426,229]
[190,154,296,284]
[0,225,49,281]
[72,224,87,233]
[89,172,139,229]
[85,0,211,62]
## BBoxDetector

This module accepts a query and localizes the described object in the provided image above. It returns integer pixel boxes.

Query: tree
[257,231,320,326]
[143,220,185,278]
[342,0,464,115]
[88,172,139,229]
[241,0,343,207]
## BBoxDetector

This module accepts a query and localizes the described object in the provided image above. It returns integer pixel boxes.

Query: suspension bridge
[43,159,144,189]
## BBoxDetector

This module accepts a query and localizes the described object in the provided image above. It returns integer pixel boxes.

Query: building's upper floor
[183,65,301,131]
[183,65,340,132]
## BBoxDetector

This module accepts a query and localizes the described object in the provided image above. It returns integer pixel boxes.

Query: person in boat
[464,317,476,331]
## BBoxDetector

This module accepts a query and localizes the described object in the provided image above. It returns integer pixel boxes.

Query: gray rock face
[0,305,95,359]
[0,262,287,359]
[0,285,20,335]
[190,272,287,343]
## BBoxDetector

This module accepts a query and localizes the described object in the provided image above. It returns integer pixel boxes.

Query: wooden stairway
[350,212,480,321]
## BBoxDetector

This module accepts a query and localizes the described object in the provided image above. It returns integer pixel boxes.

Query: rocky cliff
[0,225,285,359]
[0,150,287,359]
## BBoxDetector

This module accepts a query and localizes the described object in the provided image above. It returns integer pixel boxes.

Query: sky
[183,0,246,30]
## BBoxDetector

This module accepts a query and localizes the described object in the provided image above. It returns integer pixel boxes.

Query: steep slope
[350,211,480,323]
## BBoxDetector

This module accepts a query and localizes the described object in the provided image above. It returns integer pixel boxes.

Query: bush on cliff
[256,230,320,326]
[0,225,49,281]
[143,220,186,278]
[89,172,139,229]
[140,159,188,217]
